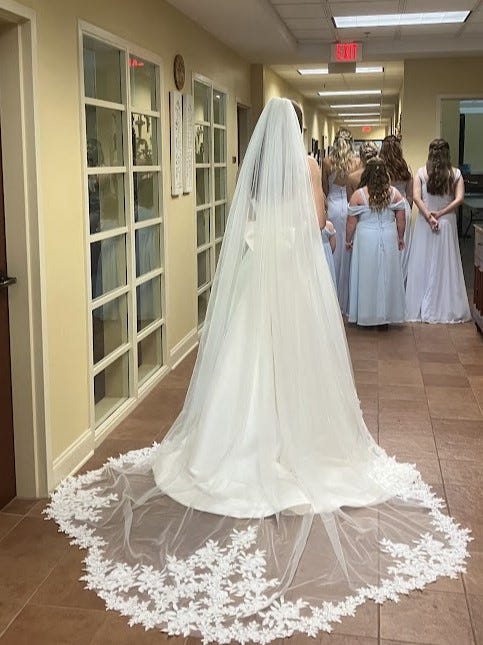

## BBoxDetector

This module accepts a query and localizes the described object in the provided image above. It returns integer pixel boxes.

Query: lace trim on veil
[45,445,471,644]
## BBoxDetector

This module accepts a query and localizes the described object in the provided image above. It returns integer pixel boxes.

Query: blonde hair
[330,128,354,177]
[359,141,379,166]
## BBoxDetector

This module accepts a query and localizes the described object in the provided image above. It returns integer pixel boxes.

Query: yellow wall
[264,66,304,106]
[16,0,251,459]
[263,66,328,154]
[344,125,388,141]
[440,99,460,167]
[403,56,483,176]
[323,121,388,153]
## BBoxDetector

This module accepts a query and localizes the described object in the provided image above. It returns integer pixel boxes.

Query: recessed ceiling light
[330,103,380,108]
[298,68,329,75]
[298,66,383,75]
[333,11,470,28]
[356,66,384,73]
[341,118,384,123]
[337,112,380,116]
[318,90,381,96]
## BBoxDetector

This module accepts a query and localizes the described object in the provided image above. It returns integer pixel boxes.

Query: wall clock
[173,54,185,91]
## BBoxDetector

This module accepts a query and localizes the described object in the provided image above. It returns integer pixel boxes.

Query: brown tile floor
[0,322,482,644]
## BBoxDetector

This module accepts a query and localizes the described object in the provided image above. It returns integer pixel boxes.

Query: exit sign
[330,42,362,63]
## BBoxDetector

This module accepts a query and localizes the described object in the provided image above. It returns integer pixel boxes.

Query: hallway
[0,321,482,645]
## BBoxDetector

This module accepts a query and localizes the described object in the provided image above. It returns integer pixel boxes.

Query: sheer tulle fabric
[47,98,470,643]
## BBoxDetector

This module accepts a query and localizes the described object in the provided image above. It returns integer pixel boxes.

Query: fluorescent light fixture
[318,90,381,97]
[330,102,380,108]
[337,112,379,116]
[333,11,470,28]
[298,68,329,75]
[298,65,382,75]
[341,118,383,123]
[356,66,383,73]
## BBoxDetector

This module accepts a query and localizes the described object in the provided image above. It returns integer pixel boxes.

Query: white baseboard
[51,428,94,489]
[169,327,199,369]
[49,331,198,489]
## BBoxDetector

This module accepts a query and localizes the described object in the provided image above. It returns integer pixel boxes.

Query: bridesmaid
[321,220,337,286]
[346,158,406,326]
[346,141,379,200]
[322,128,360,312]
[406,139,471,323]
[379,135,413,283]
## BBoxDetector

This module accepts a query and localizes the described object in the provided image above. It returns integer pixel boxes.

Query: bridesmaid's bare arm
[309,157,326,229]
[405,173,414,208]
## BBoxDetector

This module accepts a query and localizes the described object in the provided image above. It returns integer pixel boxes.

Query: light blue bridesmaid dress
[392,179,412,284]
[327,172,351,312]
[321,226,336,287]
[348,188,406,326]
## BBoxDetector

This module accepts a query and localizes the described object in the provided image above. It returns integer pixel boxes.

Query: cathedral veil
[46,98,470,643]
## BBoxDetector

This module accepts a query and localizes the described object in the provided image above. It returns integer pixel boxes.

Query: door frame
[236,100,251,169]
[0,0,49,497]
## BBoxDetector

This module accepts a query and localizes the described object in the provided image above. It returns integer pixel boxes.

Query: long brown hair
[426,138,454,195]
[330,127,354,177]
[360,158,391,211]
[380,135,411,182]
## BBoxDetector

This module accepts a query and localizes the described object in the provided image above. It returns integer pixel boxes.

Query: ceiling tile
[329,1,400,17]
[275,3,326,18]
[404,0,472,11]
[465,6,483,23]
[460,23,483,35]
[292,30,333,40]
[285,17,328,29]
[330,26,397,38]
[400,24,463,36]
[271,0,320,4]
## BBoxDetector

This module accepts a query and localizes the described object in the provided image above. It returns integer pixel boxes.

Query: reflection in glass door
[82,31,166,430]
[194,78,227,327]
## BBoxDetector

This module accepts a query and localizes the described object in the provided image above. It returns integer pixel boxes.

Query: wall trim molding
[51,429,94,488]
[170,328,198,369]
[50,330,198,490]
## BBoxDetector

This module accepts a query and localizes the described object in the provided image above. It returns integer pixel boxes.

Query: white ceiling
[165,0,483,119]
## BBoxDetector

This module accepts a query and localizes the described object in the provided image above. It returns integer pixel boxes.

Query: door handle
[0,272,17,289]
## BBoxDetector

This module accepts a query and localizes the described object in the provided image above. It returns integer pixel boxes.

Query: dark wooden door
[0,123,16,508]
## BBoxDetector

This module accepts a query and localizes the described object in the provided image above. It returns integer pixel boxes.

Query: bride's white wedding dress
[47,98,470,643]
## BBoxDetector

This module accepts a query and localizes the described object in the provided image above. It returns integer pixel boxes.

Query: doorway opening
[440,96,483,304]
[0,5,48,505]
[236,103,251,168]
[0,122,16,507]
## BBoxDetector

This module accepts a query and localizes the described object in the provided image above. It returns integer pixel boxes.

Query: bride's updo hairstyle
[330,127,355,177]
[360,157,391,211]
[358,141,379,167]
[426,138,454,196]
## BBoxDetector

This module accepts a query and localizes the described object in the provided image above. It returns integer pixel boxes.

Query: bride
[47,98,470,643]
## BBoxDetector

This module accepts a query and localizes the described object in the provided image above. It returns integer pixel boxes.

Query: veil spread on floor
[47,98,470,643]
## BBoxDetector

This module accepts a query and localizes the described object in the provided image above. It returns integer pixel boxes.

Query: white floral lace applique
[45,445,471,644]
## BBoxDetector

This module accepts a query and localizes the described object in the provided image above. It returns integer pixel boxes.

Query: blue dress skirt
[348,189,406,326]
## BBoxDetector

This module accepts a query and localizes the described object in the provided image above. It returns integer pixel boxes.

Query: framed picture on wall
[182,94,194,194]
[170,90,183,196]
